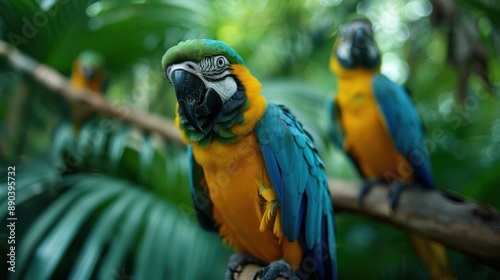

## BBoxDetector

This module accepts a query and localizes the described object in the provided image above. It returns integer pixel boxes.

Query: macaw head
[162,39,263,145]
[71,50,106,92]
[331,16,380,72]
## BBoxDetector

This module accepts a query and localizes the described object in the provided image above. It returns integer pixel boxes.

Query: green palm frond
[1,173,230,280]
[48,114,192,204]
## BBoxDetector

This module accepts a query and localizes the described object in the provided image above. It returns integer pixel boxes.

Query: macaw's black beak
[352,28,368,56]
[351,26,379,68]
[336,24,380,69]
[82,65,96,79]
[170,69,223,134]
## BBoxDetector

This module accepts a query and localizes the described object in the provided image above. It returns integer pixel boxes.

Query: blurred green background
[0,0,499,279]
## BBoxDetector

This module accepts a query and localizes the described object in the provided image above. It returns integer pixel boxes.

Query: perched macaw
[328,16,455,280]
[69,50,106,132]
[162,39,337,280]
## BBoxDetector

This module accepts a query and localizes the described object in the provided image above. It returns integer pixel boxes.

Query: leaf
[139,132,154,180]
[96,191,153,280]
[107,124,129,171]
[77,118,107,159]
[23,180,122,280]
[49,120,73,159]
[67,187,138,280]
[0,158,63,221]
[134,199,165,280]
[132,185,231,280]
[13,184,88,280]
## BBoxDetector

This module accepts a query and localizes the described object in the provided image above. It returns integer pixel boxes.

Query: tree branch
[329,179,500,271]
[0,40,184,145]
[2,40,499,273]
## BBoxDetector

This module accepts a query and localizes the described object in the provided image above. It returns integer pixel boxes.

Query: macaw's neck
[71,61,105,93]
[175,64,267,148]
[329,55,380,82]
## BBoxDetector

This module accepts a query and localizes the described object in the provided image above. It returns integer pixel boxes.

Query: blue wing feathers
[326,98,344,149]
[372,74,435,189]
[261,146,283,200]
[256,104,337,279]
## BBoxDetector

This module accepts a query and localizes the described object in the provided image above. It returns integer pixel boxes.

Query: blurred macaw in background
[328,16,455,280]
[162,39,337,280]
[69,50,106,132]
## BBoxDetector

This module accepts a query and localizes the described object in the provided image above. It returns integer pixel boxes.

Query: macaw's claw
[253,260,299,280]
[358,177,383,207]
[388,180,418,211]
[225,252,266,280]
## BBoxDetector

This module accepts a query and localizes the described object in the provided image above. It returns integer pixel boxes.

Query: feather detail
[259,182,279,232]
[259,201,275,231]
[273,209,283,241]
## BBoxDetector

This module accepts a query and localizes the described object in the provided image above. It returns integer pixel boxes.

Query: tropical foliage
[0,0,499,279]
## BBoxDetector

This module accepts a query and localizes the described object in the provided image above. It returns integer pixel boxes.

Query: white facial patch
[337,41,352,60]
[205,75,237,103]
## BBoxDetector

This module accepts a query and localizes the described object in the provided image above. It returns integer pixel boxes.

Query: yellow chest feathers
[335,71,378,117]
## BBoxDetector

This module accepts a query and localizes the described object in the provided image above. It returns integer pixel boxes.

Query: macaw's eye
[217,56,226,67]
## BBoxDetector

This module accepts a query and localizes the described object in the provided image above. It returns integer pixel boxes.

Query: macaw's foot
[225,252,266,280]
[388,180,418,211]
[358,178,383,207]
[253,259,299,280]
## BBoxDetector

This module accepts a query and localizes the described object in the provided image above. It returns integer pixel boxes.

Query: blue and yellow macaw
[162,39,337,280]
[69,50,106,132]
[328,16,455,280]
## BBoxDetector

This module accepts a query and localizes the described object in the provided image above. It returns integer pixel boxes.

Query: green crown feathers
[161,39,244,70]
